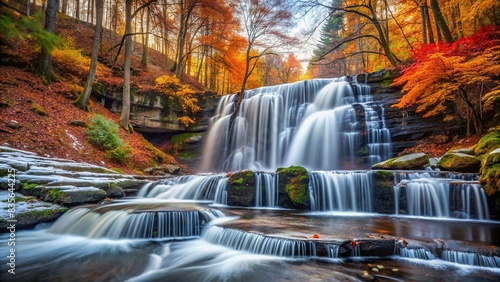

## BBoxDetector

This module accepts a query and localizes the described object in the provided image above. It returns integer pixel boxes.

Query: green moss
[21,181,39,195]
[358,146,369,156]
[16,207,68,222]
[228,170,255,191]
[278,166,309,206]
[374,170,394,181]
[30,103,48,116]
[475,131,500,156]
[480,148,500,195]
[47,188,65,203]
[111,167,125,174]
[1,196,34,202]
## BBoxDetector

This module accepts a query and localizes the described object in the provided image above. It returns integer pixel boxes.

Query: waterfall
[325,244,340,258]
[393,173,489,219]
[396,247,435,260]
[48,207,224,239]
[309,171,373,212]
[138,174,228,203]
[441,250,500,268]
[201,77,392,172]
[255,172,278,207]
[203,226,312,258]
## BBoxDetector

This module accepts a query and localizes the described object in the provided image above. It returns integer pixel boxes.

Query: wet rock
[449,148,475,155]
[437,152,481,173]
[102,183,125,198]
[372,153,429,170]
[480,148,500,198]
[277,166,309,209]
[227,170,256,207]
[0,191,67,229]
[68,120,88,127]
[144,164,180,176]
[37,185,107,205]
[6,120,21,129]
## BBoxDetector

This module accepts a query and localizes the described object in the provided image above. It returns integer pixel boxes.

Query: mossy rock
[14,206,67,227]
[227,170,256,206]
[448,148,475,155]
[371,153,429,170]
[437,153,481,173]
[373,170,395,181]
[475,131,500,156]
[277,166,309,208]
[101,183,125,198]
[480,148,500,196]
[39,186,107,205]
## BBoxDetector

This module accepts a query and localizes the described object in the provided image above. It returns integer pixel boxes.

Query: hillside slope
[0,14,198,174]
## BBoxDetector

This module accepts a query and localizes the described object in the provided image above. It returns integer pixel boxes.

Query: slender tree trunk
[423,1,435,43]
[37,0,59,84]
[61,0,67,14]
[429,0,454,42]
[75,0,80,20]
[73,0,103,111]
[119,0,132,131]
[420,3,427,44]
[141,7,150,69]
[27,0,31,16]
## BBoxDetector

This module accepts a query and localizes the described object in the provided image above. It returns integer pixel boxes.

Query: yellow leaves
[155,75,202,127]
[482,89,500,112]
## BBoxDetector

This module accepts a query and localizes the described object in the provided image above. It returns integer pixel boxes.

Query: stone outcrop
[93,88,219,133]
[226,170,256,207]
[356,69,466,155]
[437,152,481,172]
[0,146,151,227]
[372,153,429,170]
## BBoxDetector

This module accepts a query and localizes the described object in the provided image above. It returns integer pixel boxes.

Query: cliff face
[357,69,466,156]
[93,89,219,134]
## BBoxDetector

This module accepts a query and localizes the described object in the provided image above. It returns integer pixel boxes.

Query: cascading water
[309,171,373,212]
[255,172,278,207]
[393,172,490,219]
[48,206,224,239]
[201,77,392,172]
[138,174,228,205]
[203,225,314,258]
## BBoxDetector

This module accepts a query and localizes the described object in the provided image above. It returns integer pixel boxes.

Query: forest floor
[0,15,201,174]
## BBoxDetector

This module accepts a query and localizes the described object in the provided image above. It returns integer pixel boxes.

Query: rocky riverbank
[0,146,151,229]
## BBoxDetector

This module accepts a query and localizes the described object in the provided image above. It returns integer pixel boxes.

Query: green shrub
[104,145,131,165]
[86,115,122,150]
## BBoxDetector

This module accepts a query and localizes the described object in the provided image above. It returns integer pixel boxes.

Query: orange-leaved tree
[154,75,201,128]
[392,26,500,136]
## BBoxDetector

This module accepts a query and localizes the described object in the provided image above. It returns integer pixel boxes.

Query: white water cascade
[309,171,373,212]
[201,77,392,172]
[48,207,225,239]
[393,172,490,219]
[203,226,315,258]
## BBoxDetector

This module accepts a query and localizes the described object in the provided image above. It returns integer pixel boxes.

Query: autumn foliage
[392,26,500,135]
[154,75,202,127]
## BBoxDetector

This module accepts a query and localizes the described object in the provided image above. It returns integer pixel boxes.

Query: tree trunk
[27,0,31,16]
[141,6,150,69]
[420,3,427,44]
[37,0,59,84]
[75,0,80,20]
[119,0,132,131]
[73,0,103,111]
[429,0,454,42]
[61,0,67,14]
[423,1,435,43]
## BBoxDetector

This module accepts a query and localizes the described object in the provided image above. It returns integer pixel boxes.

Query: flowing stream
[1,77,499,281]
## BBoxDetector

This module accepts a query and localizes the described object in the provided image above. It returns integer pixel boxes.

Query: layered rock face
[356,69,466,155]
